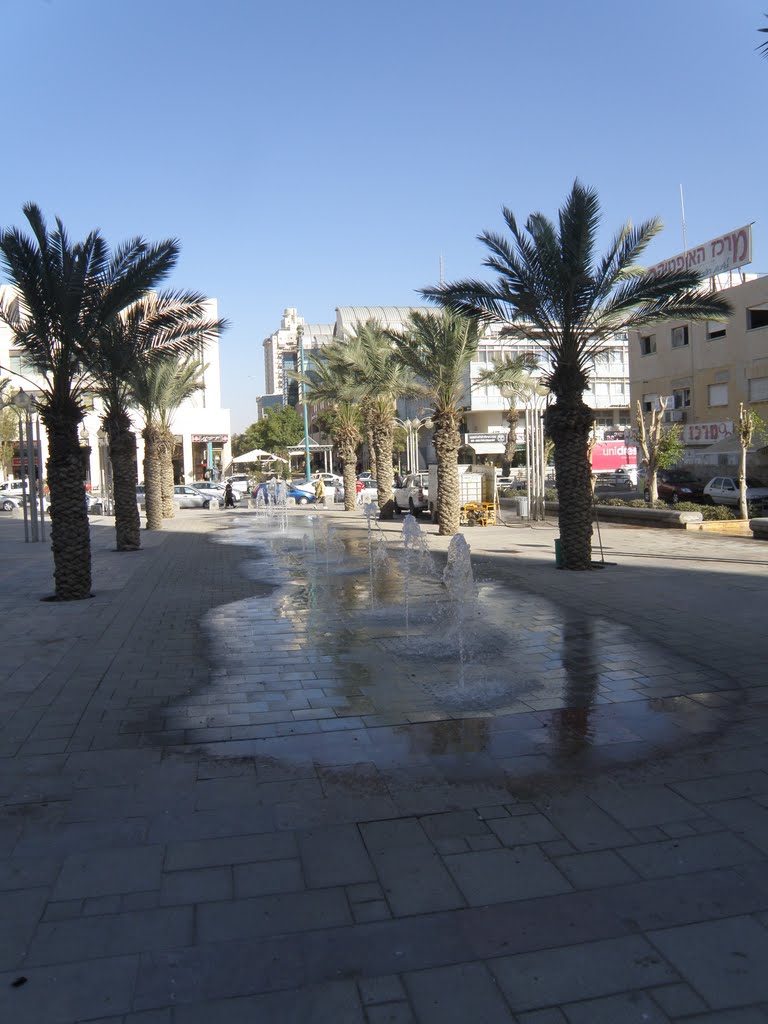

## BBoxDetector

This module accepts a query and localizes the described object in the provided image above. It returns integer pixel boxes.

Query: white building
[0,287,231,488]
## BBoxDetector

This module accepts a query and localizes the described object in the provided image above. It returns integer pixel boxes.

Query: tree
[0,379,16,480]
[422,181,732,569]
[388,310,481,535]
[0,204,178,599]
[131,353,205,529]
[238,406,305,459]
[91,291,226,550]
[737,403,767,519]
[296,343,363,511]
[758,14,768,58]
[635,399,684,501]
[336,320,415,519]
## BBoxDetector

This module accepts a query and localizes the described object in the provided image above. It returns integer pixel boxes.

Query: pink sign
[591,442,638,471]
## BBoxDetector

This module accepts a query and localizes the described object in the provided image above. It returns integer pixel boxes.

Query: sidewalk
[1,506,767,1023]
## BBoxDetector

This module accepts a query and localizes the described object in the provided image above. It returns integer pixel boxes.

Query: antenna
[439,254,444,286]
[679,184,687,252]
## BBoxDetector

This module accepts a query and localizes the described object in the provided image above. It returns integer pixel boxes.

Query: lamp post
[394,416,433,474]
[8,389,44,542]
[524,388,549,521]
[97,429,113,515]
[297,324,311,483]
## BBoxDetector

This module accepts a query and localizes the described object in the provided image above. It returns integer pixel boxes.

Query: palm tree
[422,181,732,569]
[91,292,226,550]
[387,310,481,535]
[297,344,363,511]
[758,14,768,57]
[345,321,415,519]
[0,204,177,599]
[131,353,205,530]
[473,351,541,471]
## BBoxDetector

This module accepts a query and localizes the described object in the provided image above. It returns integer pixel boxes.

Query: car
[393,473,429,516]
[703,477,768,508]
[191,481,241,503]
[174,485,214,508]
[612,465,639,487]
[358,480,379,505]
[311,472,344,489]
[0,481,26,499]
[1,493,23,512]
[252,482,316,505]
[644,469,707,504]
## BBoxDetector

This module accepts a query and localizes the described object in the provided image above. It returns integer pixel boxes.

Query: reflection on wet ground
[158,514,741,783]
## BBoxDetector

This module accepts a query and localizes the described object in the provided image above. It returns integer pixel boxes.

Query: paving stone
[197,888,351,942]
[171,979,364,1023]
[490,934,677,1012]
[488,813,562,846]
[160,866,233,904]
[555,850,638,889]
[589,783,701,828]
[42,898,83,921]
[164,831,297,871]
[540,796,635,851]
[404,960,515,1022]
[357,973,407,1005]
[676,1011,768,1023]
[0,887,49,969]
[419,810,491,840]
[618,833,762,879]
[444,846,572,906]
[352,900,391,923]
[670,771,768,804]
[24,906,194,966]
[0,955,139,1024]
[233,858,304,897]
[361,819,464,915]
[648,915,768,1010]
[298,824,376,888]
[562,991,671,1023]
[649,982,708,1016]
[516,1011,568,1024]
[365,1003,417,1023]
[52,843,165,899]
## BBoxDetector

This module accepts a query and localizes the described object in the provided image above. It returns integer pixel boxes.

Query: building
[0,287,231,488]
[628,271,768,477]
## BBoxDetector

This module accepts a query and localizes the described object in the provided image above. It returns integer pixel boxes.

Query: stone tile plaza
[2,505,768,1022]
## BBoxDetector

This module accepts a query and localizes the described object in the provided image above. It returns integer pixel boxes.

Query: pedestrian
[224,482,235,508]
[314,476,325,508]
[355,478,365,505]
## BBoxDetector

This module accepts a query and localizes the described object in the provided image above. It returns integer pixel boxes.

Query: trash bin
[554,538,563,568]
[516,497,529,518]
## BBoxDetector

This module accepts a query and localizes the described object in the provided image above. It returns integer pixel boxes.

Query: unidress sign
[646,224,752,280]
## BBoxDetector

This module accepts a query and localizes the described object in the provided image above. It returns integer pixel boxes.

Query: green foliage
[655,423,685,471]
[233,406,304,457]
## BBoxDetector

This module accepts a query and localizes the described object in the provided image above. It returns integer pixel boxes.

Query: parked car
[0,481,26,499]
[192,481,242,503]
[1,493,23,512]
[358,480,379,505]
[174,485,213,509]
[393,473,429,516]
[252,482,316,505]
[703,477,768,508]
[644,469,707,504]
[612,465,639,487]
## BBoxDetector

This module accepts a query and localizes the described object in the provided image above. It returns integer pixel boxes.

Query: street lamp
[7,389,45,542]
[296,325,311,483]
[394,416,433,474]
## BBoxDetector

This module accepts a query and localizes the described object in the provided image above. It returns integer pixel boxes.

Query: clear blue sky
[2,0,766,432]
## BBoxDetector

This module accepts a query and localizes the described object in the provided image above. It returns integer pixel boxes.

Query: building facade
[628,274,768,475]
[0,287,231,489]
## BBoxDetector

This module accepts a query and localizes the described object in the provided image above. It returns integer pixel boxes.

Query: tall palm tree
[387,310,480,535]
[131,353,205,530]
[341,321,415,518]
[422,181,732,569]
[297,344,363,511]
[0,203,177,599]
[91,291,226,550]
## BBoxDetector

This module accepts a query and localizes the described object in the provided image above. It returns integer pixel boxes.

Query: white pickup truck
[393,473,429,516]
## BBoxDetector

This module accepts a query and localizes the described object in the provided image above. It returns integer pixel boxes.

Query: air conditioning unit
[667,409,686,423]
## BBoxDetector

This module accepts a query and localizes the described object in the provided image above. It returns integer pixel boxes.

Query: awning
[231,449,286,463]
[460,441,506,455]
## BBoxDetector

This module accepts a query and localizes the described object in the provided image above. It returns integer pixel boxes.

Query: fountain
[402,513,437,640]
[442,534,477,687]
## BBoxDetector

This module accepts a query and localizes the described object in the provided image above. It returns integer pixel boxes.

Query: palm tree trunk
[433,419,461,536]
[143,424,163,530]
[109,423,141,551]
[41,408,92,600]
[545,399,594,570]
[336,439,359,512]
[367,428,378,483]
[159,430,175,519]
[372,426,395,519]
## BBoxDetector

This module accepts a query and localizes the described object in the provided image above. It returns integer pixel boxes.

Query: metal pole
[297,325,311,483]
[18,418,29,542]
[36,417,45,540]
[26,413,39,542]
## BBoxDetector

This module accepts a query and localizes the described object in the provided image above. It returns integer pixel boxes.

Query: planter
[750,518,768,541]
[686,519,751,536]
[544,501,702,529]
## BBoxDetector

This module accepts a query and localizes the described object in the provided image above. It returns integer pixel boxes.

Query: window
[749,377,768,403]
[8,349,35,376]
[671,326,689,348]
[642,393,658,413]
[673,388,691,409]
[706,320,726,340]
[708,383,728,407]
[747,304,768,330]
[639,334,656,356]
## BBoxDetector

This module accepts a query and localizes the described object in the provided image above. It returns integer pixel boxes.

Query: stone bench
[749,518,768,541]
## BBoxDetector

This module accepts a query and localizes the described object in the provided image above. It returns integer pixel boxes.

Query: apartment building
[628,273,768,475]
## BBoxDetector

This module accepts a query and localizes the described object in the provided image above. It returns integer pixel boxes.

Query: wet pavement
[1,503,768,1023]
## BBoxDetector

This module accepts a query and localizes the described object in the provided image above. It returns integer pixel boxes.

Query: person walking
[224,482,235,508]
[314,476,325,508]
